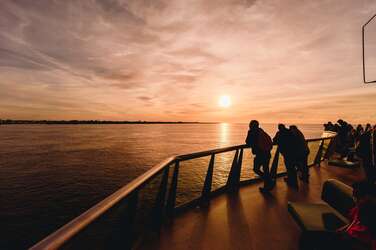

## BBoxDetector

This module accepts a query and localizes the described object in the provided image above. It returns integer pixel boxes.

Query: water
[0,123,323,249]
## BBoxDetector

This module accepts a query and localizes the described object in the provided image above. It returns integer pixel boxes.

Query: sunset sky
[1,0,376,123]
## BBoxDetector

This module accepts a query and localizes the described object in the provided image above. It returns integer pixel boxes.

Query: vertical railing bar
[115,189,139,250]
[314,139,325,166]
[323,138,334,160]
[226,149,240,188]
[236,148,243,182]
[270,146,280,183]
[201,154,215,202]
[151,165,170,229]
[166,161,179,217]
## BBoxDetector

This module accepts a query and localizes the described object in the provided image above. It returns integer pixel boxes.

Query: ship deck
[140,161,365,250]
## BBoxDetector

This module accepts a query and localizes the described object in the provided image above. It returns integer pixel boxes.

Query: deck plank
[139,162,365,250]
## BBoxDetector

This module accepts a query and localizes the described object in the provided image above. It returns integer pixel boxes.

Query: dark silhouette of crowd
[245,119,376,249]
[324,119,376,183]
[245,121,309,192]
[245,119,376,191]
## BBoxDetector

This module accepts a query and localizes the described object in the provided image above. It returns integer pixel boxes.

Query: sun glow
[219,95,231,108]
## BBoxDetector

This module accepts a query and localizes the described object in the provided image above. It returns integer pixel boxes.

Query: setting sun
[219,95,231,108]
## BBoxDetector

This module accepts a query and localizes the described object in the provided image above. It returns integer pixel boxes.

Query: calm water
[0,123,323,249]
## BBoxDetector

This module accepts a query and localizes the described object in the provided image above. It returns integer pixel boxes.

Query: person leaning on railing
[290,125,310,183]
[245,120,274,193]
[273,124,299,188]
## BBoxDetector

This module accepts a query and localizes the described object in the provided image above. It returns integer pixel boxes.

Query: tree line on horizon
[0,119,203,125]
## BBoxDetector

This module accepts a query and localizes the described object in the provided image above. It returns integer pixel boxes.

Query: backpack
[257,129,273,152]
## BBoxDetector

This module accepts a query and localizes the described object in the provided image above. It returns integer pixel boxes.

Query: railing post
[201,154,215,203]
[270,147,280,182]
[323,138,335,160]
[166,161,179,217]
[226,149,242,189]
[314,140,325,166]
[108,190,139,250]
[152,166,170,229]
[237,148,243,180]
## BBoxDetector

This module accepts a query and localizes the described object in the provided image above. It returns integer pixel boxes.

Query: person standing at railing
[245,120,274,193]
[290,125,310,183]
[273,124,299,188]
[355,124,365,147]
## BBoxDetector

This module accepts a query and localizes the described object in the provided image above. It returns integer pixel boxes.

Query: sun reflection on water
[219,122,229,147]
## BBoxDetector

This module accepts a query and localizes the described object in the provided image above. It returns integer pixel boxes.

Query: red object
[346,203,376,249]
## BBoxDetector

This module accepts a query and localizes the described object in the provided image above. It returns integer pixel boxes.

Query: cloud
[1,0,376,122]
[137,96,153,101]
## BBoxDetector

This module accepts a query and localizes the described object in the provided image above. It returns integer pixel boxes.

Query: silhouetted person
[356,127,376,183]
[290,125,310,182]
[273,124,298,187]
[365,123,372,133]
[346,128,356,161]
[245,120,274,192]
[334,123,340,132]
[336,119,351,158]
[324,121,335,132]
[327,121,335,131]
[355,124,364,146]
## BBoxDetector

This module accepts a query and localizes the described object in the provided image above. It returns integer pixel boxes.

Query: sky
[1,0,376,124]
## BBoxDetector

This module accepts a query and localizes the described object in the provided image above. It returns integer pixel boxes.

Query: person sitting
[299,180,376,250]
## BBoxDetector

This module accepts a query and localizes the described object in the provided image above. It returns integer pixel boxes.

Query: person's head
[290,125,297,131]
[278,123,286,131]
[352,180,376,203]
[337,119,344,125]
[249,120,259,130]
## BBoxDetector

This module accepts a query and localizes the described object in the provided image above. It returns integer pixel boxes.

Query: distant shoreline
[0,120,217,125]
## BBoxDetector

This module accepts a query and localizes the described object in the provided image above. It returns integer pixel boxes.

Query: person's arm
[245,130,251,145]
[246,130,255,146]
[337,206,357,232]
[273,132,279,144]
[336,223,350,232]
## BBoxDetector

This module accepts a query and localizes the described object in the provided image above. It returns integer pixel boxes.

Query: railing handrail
[30,132,336,250]
[177,144,247,161]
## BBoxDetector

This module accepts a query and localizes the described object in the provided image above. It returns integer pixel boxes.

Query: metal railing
[30,132,336,250]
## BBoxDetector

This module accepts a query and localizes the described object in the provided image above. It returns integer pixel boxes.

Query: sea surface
[0,123,323,249]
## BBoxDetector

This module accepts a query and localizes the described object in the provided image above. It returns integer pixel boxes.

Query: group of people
[245,120,309,192]
[245,119,376,249]
[324,119,376,183]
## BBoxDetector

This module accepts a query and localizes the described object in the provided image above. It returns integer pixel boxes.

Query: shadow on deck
[139,162,365,250]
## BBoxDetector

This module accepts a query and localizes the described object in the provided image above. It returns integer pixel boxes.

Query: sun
[219,95,231,108]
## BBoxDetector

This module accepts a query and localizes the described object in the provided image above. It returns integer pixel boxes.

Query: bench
[288,179,354,232]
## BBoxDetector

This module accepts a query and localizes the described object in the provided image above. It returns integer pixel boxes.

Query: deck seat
[288,202,348,231]
[288,179,354,232]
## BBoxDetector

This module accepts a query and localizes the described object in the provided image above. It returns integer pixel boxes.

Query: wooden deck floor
[139,162,365,250]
